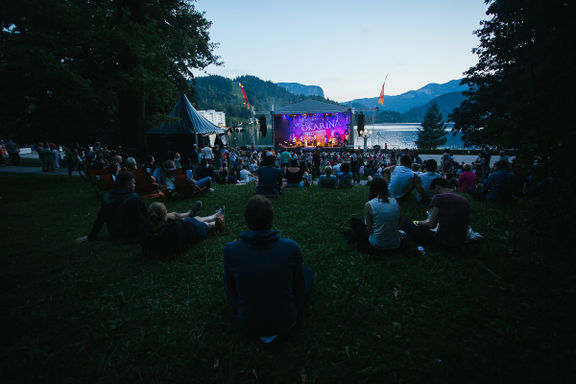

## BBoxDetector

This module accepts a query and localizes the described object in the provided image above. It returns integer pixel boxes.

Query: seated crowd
[74,142,535,341]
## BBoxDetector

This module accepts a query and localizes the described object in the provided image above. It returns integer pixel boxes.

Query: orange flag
[377,75,388,105]
[239,82,250,110]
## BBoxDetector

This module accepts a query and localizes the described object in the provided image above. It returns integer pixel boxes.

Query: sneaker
[209,188,215,192]
[188,201,202,216]
[215,205,225,216]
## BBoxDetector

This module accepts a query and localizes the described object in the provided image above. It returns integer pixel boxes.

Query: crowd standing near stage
[0,139,543,341]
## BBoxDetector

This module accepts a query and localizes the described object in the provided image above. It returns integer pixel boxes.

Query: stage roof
[148,94,226,136]
[274,100,348,114]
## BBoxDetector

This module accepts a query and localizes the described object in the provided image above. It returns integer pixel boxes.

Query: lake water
[352,123,470,150]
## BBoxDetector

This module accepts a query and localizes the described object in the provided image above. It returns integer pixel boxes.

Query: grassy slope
[0,174,574,383]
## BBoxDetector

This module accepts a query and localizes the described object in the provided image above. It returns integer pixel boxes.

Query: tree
[450,0,576,168]
[416,102,447,150]
[0,0,219,150]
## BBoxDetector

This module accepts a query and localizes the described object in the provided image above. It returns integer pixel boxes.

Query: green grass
[1,174,574,383]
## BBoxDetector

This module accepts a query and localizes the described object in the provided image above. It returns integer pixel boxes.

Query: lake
[352,123,471,150]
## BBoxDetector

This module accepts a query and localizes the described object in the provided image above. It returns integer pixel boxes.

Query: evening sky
[193,0,489,102]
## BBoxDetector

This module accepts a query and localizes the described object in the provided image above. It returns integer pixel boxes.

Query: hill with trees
[193,75,339,126]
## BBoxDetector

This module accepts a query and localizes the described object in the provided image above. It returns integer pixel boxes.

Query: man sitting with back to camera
[75,171,149,244]
[383,154,419,200]
[403,177,470,249]
[318,165,338,188]
[223,195,313,342]
[255,155,284,196]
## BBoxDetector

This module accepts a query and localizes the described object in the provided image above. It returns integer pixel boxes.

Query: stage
[272,100,352,150]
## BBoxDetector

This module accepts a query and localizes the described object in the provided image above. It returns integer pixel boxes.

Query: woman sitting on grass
[284,159,310,187]
[347,178,403,254]
[141,201,225,259]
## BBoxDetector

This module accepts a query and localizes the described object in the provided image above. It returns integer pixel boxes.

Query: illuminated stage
[272,100,351,149]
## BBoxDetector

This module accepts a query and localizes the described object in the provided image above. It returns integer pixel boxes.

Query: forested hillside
[193,75,340,126]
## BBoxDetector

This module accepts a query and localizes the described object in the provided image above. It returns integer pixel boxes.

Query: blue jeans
[195,176,212,189]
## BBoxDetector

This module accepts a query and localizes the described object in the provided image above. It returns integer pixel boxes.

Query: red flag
[377,74,388,105]
[239,82,250,110]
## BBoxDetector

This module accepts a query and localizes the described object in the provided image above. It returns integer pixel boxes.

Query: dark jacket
[88,189,148,241]
[223,230,305,335]
[482,170,515,202]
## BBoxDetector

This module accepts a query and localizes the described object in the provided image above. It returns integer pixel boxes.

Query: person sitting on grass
[318,165,338,188]
[75,171,149,244]
[402,177,470,249]
[284,159,310,187]
[255,155,284,196]
[141,201,224,259]
[416,159,442,203]
[457,163,477,193]
[383,154,418,200]
[468,160,516,202]
[336,162,353,188]
[223,195,313,342]
[347,178,403,254]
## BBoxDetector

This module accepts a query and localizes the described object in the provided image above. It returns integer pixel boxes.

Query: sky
[192,0,489,102]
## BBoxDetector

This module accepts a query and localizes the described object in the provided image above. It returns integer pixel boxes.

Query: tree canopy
[416,102,447,150]
[450,0,576,158]
[0,0,219,149]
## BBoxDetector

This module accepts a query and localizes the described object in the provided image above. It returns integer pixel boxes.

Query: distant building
[198,109,226,127]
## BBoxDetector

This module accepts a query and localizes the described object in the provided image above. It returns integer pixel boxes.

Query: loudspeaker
[259,116,267,137]
[357,113,365,135]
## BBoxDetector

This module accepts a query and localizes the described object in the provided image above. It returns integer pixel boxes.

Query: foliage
[450,0,576,161]
[416,102,447,150]
[0,0,219,148]
[1,173,574,383]
[193,75,341,127]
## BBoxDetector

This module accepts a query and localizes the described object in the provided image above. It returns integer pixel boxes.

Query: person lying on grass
[141,202,225,259]
[75,171,149,244]
[223,195,313,343]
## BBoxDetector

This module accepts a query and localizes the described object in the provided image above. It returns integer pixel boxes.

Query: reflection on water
[353,123,470,150]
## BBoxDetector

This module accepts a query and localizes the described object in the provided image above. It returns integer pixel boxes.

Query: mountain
[346,79,467,113]
[401,91,467,122]
[276,82,325,98]
[193,75,338,125]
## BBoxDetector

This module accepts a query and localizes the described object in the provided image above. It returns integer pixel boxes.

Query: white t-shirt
[368,197,401,250]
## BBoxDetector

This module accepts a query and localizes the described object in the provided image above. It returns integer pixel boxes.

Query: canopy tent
[148,94,227,136]
[273,99,348,114]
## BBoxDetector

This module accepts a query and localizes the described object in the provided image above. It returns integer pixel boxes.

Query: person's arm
[382,165,395,182]
[415,206,440,229]
[414,174,426,199]
[223,250,238,300]
[364,202,374,233]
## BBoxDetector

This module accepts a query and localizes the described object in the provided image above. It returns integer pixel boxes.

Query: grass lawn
[1,174,574,383]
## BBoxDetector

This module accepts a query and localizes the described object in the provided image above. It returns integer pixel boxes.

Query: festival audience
[318,166,338,188]
[347,178,403,254]
[383,155,418,200]
[336,162,353,188]
[255,155,284,196]
[285,159,309,187]
[469,160,516,202]
[76,171,149,243]
[223,195,313,341]
[457,163,477,193]
[142,201,224,258]
[416,159,442,203]
[403,178,470,249]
